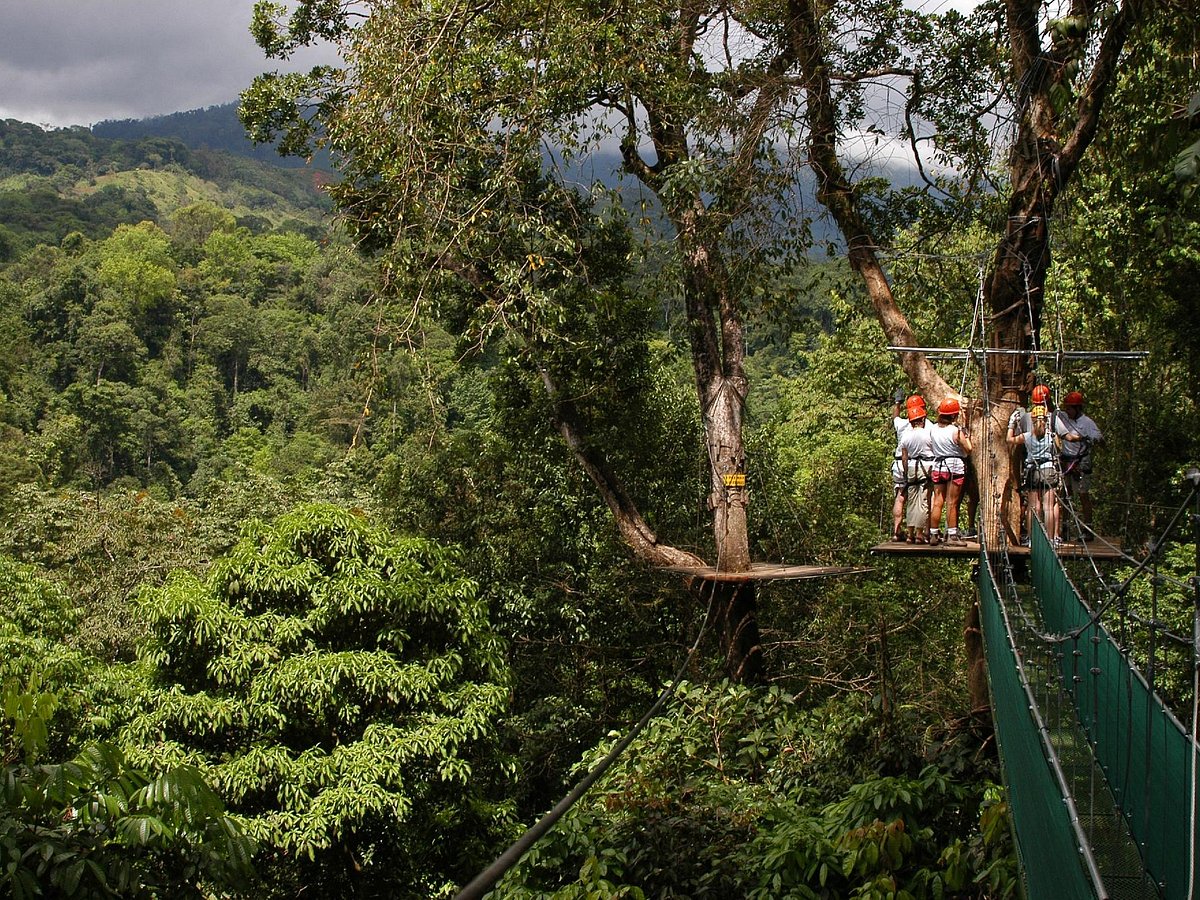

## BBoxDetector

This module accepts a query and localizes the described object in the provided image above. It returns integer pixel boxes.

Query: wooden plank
[870,539,982,558]
[870,536,1128,561]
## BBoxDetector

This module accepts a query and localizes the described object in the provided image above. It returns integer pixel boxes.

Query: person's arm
[1054,413,1082,443]
[1007,430,1025,448]
[957,425,973,453]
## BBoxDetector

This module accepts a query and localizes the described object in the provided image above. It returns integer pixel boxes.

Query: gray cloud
[0,0,337,128]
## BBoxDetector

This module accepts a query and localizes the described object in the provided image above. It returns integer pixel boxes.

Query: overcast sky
[0,0,338,129]
[1,0,981,133]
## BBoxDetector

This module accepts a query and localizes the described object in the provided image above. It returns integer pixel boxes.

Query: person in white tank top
[927,397,972,545]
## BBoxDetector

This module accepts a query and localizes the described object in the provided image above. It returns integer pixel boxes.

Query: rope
[453,584,720,900]
[960,265,985,398]
[1189,658,1199,900]
[1189,485,1200,900]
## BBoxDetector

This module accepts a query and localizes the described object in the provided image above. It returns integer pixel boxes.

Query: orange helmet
[938,398,960,416]
[1064,391,1084,406]
[907,404,926,421]
[1031,384,1049,403]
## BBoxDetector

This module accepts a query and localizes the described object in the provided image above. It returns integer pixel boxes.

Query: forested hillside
[0,118,330,258]
[2,1,1200,895]
[92,102,336,171]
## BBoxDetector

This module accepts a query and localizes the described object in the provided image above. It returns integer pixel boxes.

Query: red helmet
[907,404,926,421]
[1064,391,1084,406]
[1031,385,1049,402]
[938,398,960,416]
[905,394,925,413]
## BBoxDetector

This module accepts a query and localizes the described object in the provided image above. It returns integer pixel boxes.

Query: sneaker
[1020,536,1031,547]
[960,528,978,540]
[946,532,966,546]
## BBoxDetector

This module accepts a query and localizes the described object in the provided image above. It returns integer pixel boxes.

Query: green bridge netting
[1027,523,1199,900]
[979,549,1102,899]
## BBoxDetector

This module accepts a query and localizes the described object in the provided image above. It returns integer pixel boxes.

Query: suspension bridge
[977,480,1200,900]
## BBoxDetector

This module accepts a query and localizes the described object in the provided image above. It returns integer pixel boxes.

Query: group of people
[890,391,976,545]
[888,384,1102,548]
[1006,386,1103,547]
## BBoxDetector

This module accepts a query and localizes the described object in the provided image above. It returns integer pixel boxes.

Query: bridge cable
[453,581,720,900]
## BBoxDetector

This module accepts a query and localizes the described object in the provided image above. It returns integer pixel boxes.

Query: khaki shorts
[1026,465,1059,491]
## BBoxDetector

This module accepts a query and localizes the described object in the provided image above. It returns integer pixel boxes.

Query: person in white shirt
[898,398,933,542]
[927,397,972,545]
[889,391,923,540]
[1053,390,1104,534]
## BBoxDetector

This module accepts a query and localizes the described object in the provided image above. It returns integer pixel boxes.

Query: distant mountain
[0,118,332,255]
[92,103,332,171]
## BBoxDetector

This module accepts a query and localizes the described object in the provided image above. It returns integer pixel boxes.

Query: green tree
[498,682,1014,898]
[168,202,238,267]
[2,679,255,900]
[123,503,515,898]
[0,557,97,753]
[1027,11,1200,538]
[243,0,1182,692]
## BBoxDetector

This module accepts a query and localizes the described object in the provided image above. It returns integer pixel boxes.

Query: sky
[0,0,982,133]
[0,0,338,129]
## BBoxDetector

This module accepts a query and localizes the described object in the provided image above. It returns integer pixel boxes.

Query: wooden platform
[870,536,1127,561]
[870,538,983,558]
[660,562,873,582]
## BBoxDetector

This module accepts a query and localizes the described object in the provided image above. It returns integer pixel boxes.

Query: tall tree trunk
[677,208,762,680]
[789,0,1151,713]
[713,582,763,683]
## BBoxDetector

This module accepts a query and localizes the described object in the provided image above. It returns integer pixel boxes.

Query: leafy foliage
[4,17,1200,892]
[0,557,115,757]
[123,504,514,897]
[1,679,255,900]
[0,120,329,252]
[499,682,1015,899]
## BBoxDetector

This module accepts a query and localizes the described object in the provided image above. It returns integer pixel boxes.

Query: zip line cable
[959,265,986,399]
[453,583,720,900]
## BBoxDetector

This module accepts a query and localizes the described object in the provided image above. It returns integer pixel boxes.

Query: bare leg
[930,483,947,539]
[947,481,964,531]
[964,468,979,531]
